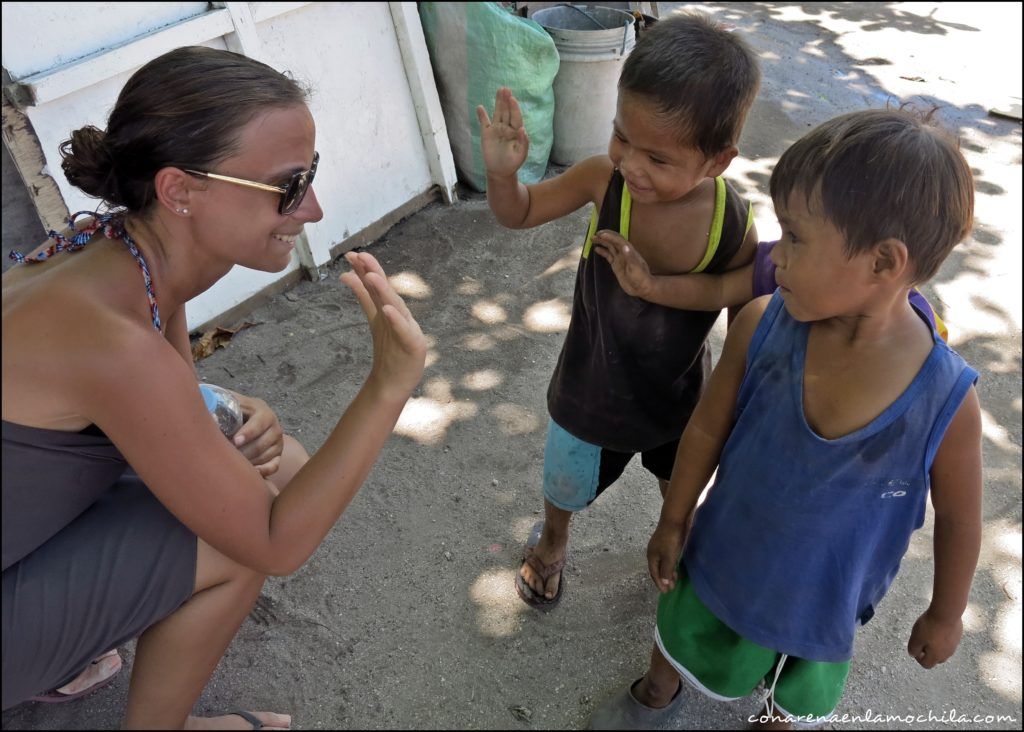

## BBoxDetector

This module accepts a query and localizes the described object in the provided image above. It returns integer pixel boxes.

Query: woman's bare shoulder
[3,261,167,428]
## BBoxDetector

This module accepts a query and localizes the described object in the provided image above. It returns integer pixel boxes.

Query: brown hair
[770,109,974,283]
[618,11,761,157]
[60,46,310,213]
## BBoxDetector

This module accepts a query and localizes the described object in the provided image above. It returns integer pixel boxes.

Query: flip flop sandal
[30,649,122,703]
[229,710,269,729]
[588,678,684,730]
[514,520,566,612]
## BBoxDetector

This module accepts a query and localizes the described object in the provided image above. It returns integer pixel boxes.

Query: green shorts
[655,569,850,723]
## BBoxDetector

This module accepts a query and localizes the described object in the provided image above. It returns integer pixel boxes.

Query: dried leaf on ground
[191,321,261,361]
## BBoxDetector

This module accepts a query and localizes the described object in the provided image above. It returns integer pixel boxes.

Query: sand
[3,3,1020,729]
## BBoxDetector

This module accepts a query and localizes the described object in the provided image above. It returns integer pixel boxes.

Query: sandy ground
[2,2,1020,730]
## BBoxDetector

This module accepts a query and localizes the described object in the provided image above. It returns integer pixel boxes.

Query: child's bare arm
[590,227,757,310]
[647,296,770,591]
[477,87,605,229]
[477,87,531,227]
[908,386,983,668]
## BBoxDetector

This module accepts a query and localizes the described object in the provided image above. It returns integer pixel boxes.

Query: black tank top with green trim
[547,169,752,452]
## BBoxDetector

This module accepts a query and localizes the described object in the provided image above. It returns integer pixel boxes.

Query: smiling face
[771,191,877,322]
[190,104,324,272]
[607,91,726,204]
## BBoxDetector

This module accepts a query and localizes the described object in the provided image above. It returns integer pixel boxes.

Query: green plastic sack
[419,2,559,191]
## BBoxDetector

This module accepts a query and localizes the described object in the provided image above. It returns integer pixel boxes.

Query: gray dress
[2,420,196,709]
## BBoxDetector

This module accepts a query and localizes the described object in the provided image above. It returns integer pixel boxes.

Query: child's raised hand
[340,252,427,402]
[591,230,654,299]
[647,520,686,593]
[907,611,964,668]
[476,87,529,178]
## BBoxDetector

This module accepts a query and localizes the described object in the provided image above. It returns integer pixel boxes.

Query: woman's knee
[193,538,266,595]
[267,434,309,493]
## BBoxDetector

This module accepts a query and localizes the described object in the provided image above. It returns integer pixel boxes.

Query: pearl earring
[177,207,189,215]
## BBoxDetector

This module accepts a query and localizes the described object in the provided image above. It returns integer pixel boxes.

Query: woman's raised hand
[476,87,530,178]
[340,252,427,402]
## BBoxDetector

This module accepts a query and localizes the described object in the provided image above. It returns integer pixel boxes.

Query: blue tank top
[683,292,978,662]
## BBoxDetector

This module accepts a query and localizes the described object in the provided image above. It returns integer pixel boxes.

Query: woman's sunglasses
[184,152,318,215]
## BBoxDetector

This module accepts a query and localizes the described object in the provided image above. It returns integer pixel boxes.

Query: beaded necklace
[9,211,162,332]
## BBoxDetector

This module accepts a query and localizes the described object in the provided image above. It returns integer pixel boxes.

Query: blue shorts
[542,418,680,512]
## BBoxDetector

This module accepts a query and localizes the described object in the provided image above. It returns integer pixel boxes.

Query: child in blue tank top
[589,109,982,729]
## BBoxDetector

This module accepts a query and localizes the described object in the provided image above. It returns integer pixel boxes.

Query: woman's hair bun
[60,125,123,206]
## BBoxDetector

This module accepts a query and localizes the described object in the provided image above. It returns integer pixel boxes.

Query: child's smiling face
[608,91,730,204]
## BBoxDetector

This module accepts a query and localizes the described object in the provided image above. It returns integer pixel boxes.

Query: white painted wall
[2,2,456,331]
[1,3,210,78]
[263,2,435,265]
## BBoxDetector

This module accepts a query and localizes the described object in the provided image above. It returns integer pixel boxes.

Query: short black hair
[770,109,974,284]
[618,11,761,157]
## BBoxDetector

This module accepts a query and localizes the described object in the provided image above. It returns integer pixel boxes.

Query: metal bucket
[532,5,637,165]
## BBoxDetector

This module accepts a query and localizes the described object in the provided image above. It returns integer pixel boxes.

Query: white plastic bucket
[532,5,636,166]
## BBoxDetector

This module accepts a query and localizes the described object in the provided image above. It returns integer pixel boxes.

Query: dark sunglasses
[184,151,318,215]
